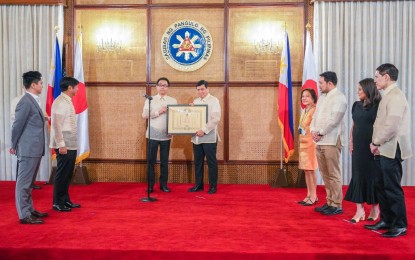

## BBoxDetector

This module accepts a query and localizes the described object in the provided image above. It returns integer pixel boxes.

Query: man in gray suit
[10,71,48,224]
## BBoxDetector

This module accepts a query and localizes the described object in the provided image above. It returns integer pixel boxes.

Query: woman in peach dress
[298,88,318,206]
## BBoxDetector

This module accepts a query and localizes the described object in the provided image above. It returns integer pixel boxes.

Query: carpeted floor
[0,181,413,259]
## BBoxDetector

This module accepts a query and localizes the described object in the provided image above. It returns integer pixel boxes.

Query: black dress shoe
[322,206,343,215]
[160,186,171,192]
[32,184,42,189]
[315,203,329,212]
[65,202,81,208]
[146,187,154,193]
[31,210,48,218]
[20,215,44,224]
[188,185,204,192]
[364,221,390,231]
[207,187,217,194]
[53,204,71,212]
[382,228,407,238]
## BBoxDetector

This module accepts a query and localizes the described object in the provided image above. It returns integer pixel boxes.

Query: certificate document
[167,105,208,134]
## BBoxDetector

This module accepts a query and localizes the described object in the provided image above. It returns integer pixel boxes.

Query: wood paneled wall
[66,0,312,183]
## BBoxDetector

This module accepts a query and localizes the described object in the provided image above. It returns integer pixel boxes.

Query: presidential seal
[161,20,213,72]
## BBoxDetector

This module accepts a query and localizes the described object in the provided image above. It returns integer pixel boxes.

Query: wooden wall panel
[228,7,304,82]
[150,8,225,82]
[228,86,300,161]
[152,0,223,3]
[75,9,147,82]
[230,0,301,3]
[75,0,146,4]
[87,86,147,159]
[150,85,225,161]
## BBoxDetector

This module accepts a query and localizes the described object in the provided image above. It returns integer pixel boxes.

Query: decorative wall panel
[228,7,304,82]
[230,0,302,3]
[75,9,147,82]
[151,8,225,82]
[228,86,300,161]
[76,0,146,4]
[87,86,147,159]
[152,0,223,3]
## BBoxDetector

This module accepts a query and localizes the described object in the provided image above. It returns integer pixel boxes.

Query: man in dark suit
[10,71,48,224]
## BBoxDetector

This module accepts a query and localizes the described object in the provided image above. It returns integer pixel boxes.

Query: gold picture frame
[167,105,208,134]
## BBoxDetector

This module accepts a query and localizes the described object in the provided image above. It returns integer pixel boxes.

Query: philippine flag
[46,35,63,124]
[46,35,63,159]
[277,32,294,163]
[73,32,90,163]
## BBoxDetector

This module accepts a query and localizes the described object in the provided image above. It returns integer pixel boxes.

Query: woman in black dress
[344,78,382,223]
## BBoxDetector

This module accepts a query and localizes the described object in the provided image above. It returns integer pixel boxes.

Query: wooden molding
[0,0,66,5]
[314,0,384,2]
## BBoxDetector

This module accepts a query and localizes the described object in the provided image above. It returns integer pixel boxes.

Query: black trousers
[147,139,171,188]
[374,145,407,229]
[193,143,218,188]
[53,149,77,206]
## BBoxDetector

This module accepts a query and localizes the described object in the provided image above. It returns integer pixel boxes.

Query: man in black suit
[10,71,48,224]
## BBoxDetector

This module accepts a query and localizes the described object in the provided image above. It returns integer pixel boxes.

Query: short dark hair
[301,88,318,104]
[376,63,399,81]
[359,78,382,108]
[157,77,170,86]
[22,71,42,89]
[196,80,208,88]
[319,71,338,85]
[60,77,79,92]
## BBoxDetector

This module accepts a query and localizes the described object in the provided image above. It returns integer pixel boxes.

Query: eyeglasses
[157,84,168,88]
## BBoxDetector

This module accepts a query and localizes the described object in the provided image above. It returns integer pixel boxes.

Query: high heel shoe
[367,214,379,222]
[350,213,365,223]
[302,197,318,206]
[367,205,380,221]
[298,197,309,205]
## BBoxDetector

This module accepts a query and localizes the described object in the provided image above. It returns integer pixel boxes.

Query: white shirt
[310,87,347,146]
[142,94,177,141]
[49,93,78,149]
[191,93,221,144]
[373,83,412,159]
[26,91,41,107]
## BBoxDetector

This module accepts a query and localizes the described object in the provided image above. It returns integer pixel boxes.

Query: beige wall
[70,1,310,183]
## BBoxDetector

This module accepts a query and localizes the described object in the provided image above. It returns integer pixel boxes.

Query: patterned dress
[298,106,318,170]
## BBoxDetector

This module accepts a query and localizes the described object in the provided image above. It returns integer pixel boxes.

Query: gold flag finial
[306,22,312,30]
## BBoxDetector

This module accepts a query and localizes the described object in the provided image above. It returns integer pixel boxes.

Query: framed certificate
[167,105,208,135]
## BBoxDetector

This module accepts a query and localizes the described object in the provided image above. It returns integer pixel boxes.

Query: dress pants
[147,139,171,188]
[193,143,218,188]
[53,149,77,206]
[15,156,42,219]
[315,138,342,208]
[375,145,407,229]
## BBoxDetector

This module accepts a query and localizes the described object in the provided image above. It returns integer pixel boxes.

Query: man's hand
[370,143,380,155]
[59,147,68,155]
[311,131,321,142]
[159,107,167,114]
[196,130,205,137]
[9,148,16,155]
